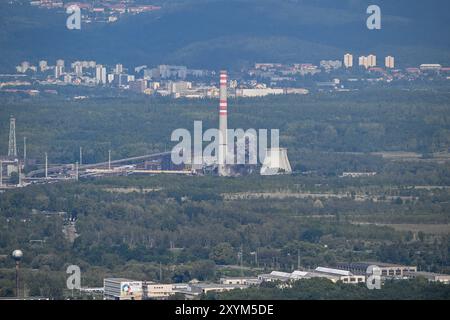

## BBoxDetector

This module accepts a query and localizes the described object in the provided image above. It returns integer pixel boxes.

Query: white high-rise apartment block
[359,55,376,69]
[367,54,377,67]
[96,65,107,84]
[56,59,65,68]
[39,60,48,72]
[20,61,30,73]
[74,64,83,77]
[385,56,395,69]
[108,73,115,83]
[55,65,64,78]
[115,64,123,74]
[359,56,369,69]
[344,53,353,68]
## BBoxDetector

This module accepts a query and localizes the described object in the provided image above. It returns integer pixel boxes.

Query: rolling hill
[0,0,450,71]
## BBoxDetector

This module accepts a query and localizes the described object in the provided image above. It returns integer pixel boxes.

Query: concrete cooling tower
[260,148,292,176]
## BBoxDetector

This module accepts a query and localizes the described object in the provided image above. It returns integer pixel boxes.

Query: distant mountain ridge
[1,0,449,71]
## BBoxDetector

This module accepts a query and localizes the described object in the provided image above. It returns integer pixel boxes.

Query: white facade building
[420,64,442,71]
[74,64,83,77]
[385,56,395,69]
[96,65,107,84]
[258,268,365,284]
[104,278,143,300]
[368,55,377,67]
[54,65,64,79]
[236,88,284,97]
[56,59,65,68]
[39,60,48,72]
[359,55,377,69]
[115,64,123,74]
[344,53,353,68]
[359,56,369,69]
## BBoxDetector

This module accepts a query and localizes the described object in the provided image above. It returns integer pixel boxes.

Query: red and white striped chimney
[218,70,228,176]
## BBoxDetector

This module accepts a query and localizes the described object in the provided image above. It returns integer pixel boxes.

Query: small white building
[220,277,261,286]
[189,283,248,294]
[236,88,284,97]
[145,283,175,299]
[420,64,442,71]
[341,172,377,178]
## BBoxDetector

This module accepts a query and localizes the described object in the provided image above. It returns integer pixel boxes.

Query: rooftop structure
[258,268,365,284]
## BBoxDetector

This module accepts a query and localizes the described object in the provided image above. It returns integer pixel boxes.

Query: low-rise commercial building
[336,262,417,278]
[103,278,143,300]
[220,277,261,286]
[311,267,365,284]
[145,283,175,299]
[258,268,365,284]
[189,283,248,295]
[236,88,284,97]
[404,271,450,284]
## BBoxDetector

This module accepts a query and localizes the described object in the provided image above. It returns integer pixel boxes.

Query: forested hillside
[1,0,450,70]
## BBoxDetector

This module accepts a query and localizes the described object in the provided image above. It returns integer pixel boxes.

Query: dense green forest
[1,0,450,71]
[1,89,450,164]
[1,174,449,298]
[1,90,449,299]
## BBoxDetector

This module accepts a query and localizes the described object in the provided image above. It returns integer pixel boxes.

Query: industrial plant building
[403,271,450,284]
[260,148,292,176]
[258,267,365,284]
[335,262,417,278]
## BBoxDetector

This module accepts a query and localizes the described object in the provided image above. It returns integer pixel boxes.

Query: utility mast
[8,116,17,158]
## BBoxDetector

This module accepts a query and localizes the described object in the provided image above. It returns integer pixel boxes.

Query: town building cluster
[2,53,449,99]
[100,262,450,300]
[28,0,161,24]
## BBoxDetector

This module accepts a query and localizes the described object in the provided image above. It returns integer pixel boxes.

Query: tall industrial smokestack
[218,70,228,176]
[8,116,17,158]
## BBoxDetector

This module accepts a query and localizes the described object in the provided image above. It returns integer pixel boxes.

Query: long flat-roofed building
[220,277,261,286]
[404,271,450,284]
[336,262,417,278]
[189,283,249,294]
[258,268,365,284]
[311,267,365,284]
